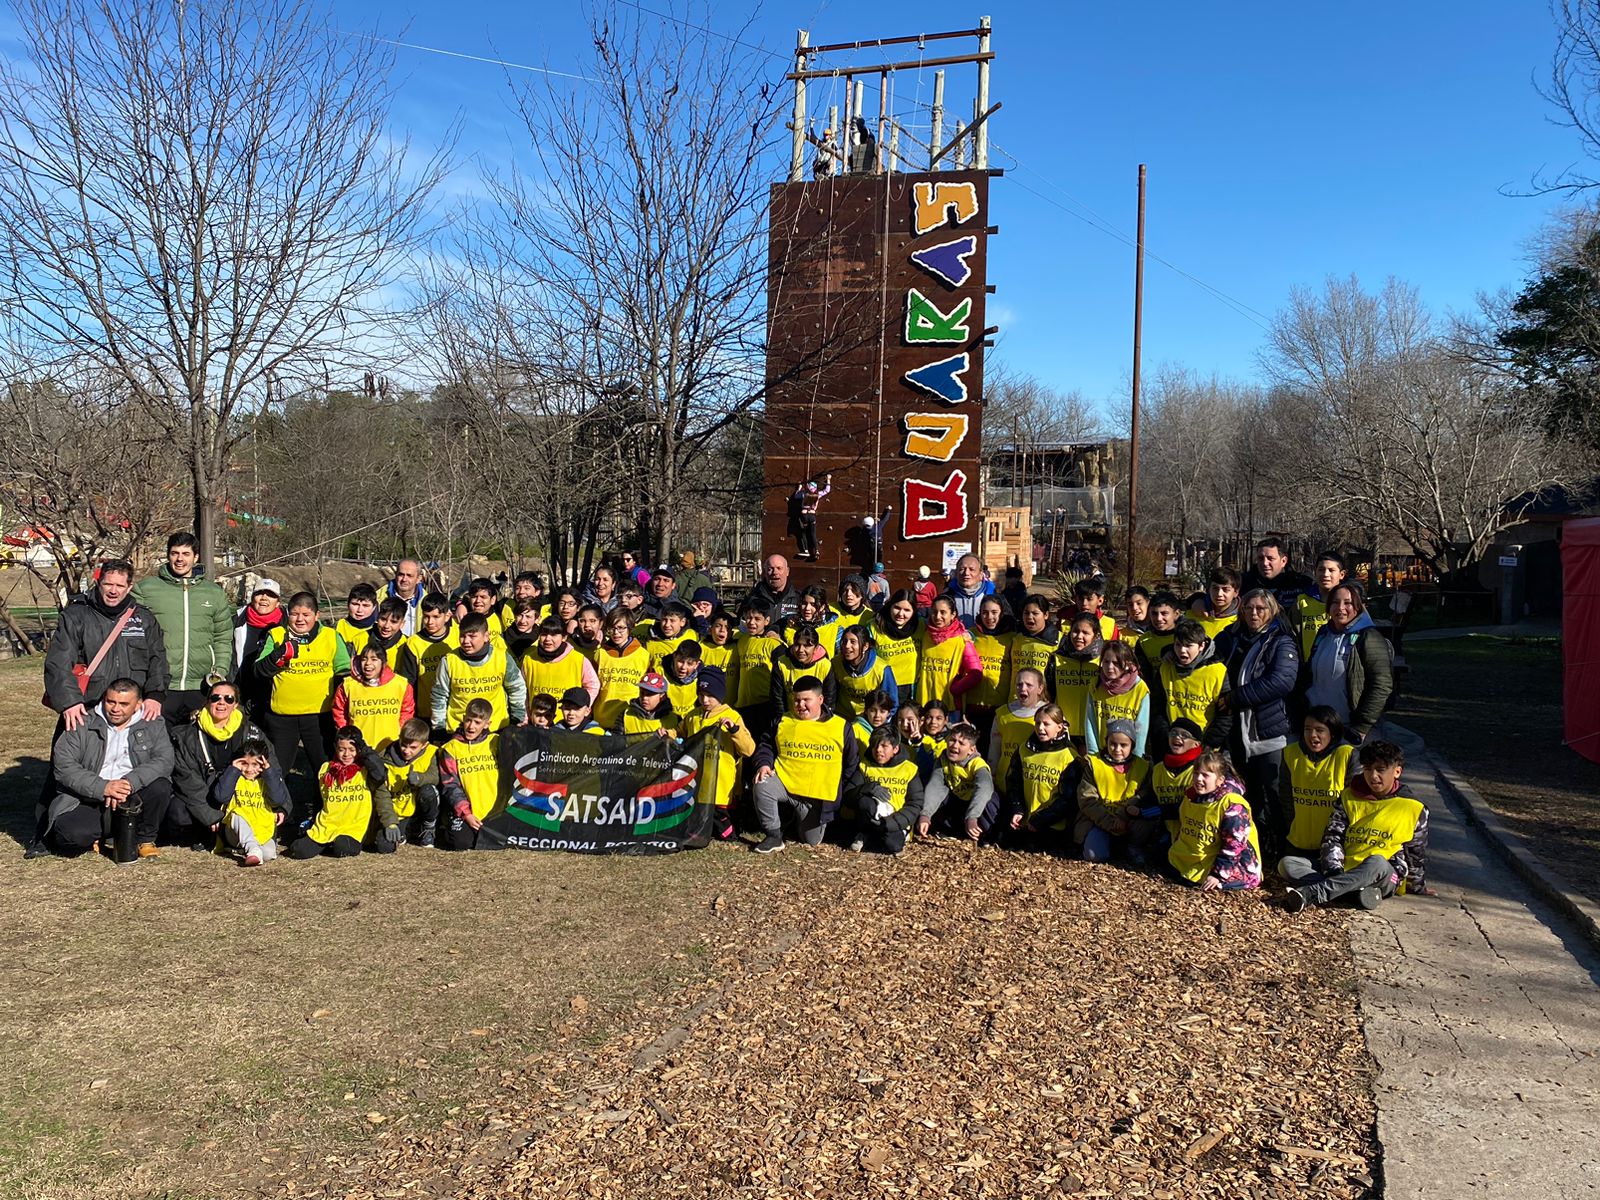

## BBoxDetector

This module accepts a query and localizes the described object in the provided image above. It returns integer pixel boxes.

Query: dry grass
[0,657,1377,1200]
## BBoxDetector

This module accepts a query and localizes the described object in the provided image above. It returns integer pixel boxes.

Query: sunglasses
[209,694,239,705]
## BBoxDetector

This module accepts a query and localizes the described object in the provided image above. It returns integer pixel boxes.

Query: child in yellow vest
[556,686,607,735]
[849,727,923,855]
[1053,613,1104,749]
[920,701,950,757]
[595,610,649,728]
[676,667,754,841]
[733,599,782,736]
[850,689,897,755]
[376,718,443,849]
[698,612,739,697]
[616,670,677,737]
[663,640,705,722]
[1063,719,1155,863]
[331,644,415,751]
[440,699,501,851]
[1279,706,1355,859]
[1283,740,1430,912]
[915,723,997,842]
[987,668,1047,797]
[1083,641,1150,758]
[207,737,290,866]
[406,595,458,730]
[288,726,396,859]
[1009,704,1076,849]
[334,583,378,650]
[1164,750,1261,891]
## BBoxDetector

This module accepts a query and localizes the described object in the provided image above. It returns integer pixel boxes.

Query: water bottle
[111,797,143,865]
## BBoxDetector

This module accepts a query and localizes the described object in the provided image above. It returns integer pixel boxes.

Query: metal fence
[984,485,1117,530]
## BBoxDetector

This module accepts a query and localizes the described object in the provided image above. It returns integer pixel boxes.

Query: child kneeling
[1164,750,1261,891]
[208,737,291,866]
[289,726,398,859]
[852,727,923,854]
[1281,740,1430,912]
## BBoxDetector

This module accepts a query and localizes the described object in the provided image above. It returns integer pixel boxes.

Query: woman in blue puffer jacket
[1217,589,1300,860]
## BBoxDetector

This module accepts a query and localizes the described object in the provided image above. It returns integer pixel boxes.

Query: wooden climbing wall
[763,170,991,589]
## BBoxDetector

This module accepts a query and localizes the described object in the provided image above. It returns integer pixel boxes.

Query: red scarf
[1163,744,1204,773]
[245,606,282,629]
[322,760,363,789]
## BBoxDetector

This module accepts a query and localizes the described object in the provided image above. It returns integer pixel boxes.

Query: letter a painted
[903,414,970,462]
[905,288,971,344]
[903,352,971,404]
[912,181,980,235]
[902,470,970,539]
[909,236,977,289]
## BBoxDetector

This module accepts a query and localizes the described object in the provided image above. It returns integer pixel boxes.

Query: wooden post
[930,70,945,172]
[843,74,854,169]
[975,16,991,168]
[876,72,887,173]
[888,121,901,173]
[1126,164,1147,601]
[790,31,808,182]
[954,119,967,169]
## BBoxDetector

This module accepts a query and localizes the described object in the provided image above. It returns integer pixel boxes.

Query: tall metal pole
[974,15,991,168]
[930,70,945,173]
[790,31,808,182]
[1125,164,1146,601]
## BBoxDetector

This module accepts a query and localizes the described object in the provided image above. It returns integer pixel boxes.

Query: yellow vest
[445,734,500,821]
[915,628,969,708]
[774,714,847,801]
[941,753,991,803]
[832,606,874,632]
[665,672,701,719]
[699,641,738,693]
[308,766,375,843]
[445,645,511,731]
[1157,660,1226,729]
[335,618,374,651]
[873,626,919,696]
[1052,654,1101,736]
[1169,790,1260,883]
[969,629,1014,709]
[782,619,838,656]
[991,705,1039,787]
[679,704,750,808]
[1007,632,1058,689]
[773,651,832,707]
[733,632,781,707]
[620,706,676,736]
[1086,754,1150,810]
[1018,741,1076,819]
[1297,596,1330,657]
[862,756,921,813]
[1339,789,1424,867]
[405,626,459,722]
[1283,743,1354,852]
[595,643,650,726]
[521,648,586,705]
[385,744,440,820]
[1151,756,1197,840]
[1087,679,1151,749]
[221,775,277,844]
[836,654,893,719]
[646,631,690,675]
[1137,631,1176,676]
[268,626,342,716]
[1119,627,1144,653]
[341,674,410,750]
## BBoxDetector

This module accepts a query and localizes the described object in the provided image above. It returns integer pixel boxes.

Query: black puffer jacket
[44,592,170,711]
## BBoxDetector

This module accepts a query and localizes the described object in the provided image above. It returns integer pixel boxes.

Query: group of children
[216,564,1428,914]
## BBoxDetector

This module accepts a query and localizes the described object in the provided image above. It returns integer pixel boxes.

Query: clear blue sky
[71,2,1597,424]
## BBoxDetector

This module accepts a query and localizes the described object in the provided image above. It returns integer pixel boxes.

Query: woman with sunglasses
[166,677,279,849]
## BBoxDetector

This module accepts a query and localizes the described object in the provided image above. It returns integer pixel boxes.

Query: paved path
[1402,621,1560,642]
[1349,723,1600,1197]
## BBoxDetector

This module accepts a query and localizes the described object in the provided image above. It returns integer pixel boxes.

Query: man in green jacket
[133,532,236,725]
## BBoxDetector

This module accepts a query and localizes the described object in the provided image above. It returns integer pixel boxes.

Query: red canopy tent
[1563,517,1600,764]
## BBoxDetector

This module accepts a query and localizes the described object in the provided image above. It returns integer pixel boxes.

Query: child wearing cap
[617,671,676,737]
[677,666,754,840]
[664,640,704,721]
[234,578,286,722]
[556,686,605,735]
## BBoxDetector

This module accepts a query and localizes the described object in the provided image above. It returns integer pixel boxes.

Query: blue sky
[331,1,1579,423]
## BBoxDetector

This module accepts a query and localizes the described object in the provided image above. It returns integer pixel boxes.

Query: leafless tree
[0,0,450,577]
[427,2,783,565]
[1265,275,1573,579]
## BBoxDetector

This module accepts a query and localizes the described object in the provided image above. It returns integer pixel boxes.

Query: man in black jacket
[748,554,800,623]
[1242,537,1314,609]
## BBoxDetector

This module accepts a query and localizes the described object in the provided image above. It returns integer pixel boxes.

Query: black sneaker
[753,833,786,855]
[1283,888,1308,914]
[417,827,436,849]
[23,840,50,861]
[1356,885,1383,911]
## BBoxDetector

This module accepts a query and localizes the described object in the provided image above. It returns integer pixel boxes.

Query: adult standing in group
[385,558,427,637]
[749,554,801,623]
[233,579,285,723]
[640,568,679,619]
[133,532,235,725]
[33,560,168,854]
[1303,582,1393,746]
[674,552,714,602]
[1216,589,1300,858]
[619,551,651,591]
[943,553,999,630]
[1242,537,1314,611]
[584,566,620,614]
[40,677,174,859]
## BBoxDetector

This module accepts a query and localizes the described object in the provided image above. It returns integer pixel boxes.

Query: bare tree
[986,366,1100,448]
[0,0,450,576]
[1266,275,1572,579]
[428,2,782,565]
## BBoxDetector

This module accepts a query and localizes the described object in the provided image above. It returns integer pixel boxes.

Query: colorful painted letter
[909,236,977,289]
[905,288,972,344]
[902,352,972,404]
[903,414,971,463]
[912,181,980,235]
[902,469,971,540]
